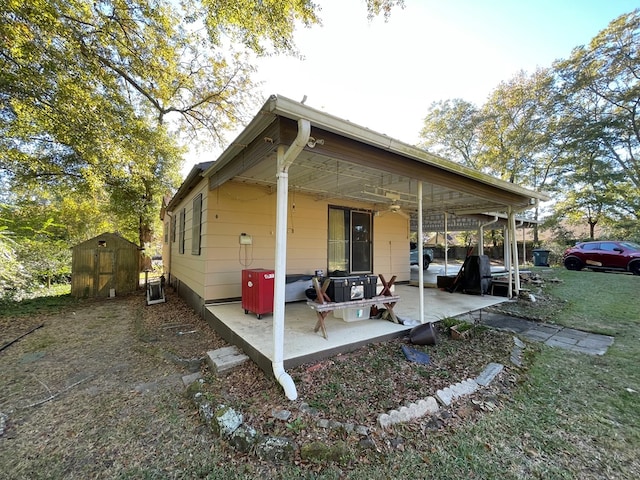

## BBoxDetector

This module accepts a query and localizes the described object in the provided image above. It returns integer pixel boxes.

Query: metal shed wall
[71,233,141,298]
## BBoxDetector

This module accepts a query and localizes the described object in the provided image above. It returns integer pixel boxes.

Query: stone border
[184,336,527,463]
[377,362,505,428]
[184,378,369,463]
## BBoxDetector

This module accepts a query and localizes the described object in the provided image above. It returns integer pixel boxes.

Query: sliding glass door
[328,206,372,275]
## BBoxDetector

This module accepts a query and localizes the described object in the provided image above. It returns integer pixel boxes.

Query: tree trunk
[139,181,154,271]
[589,220,597,240]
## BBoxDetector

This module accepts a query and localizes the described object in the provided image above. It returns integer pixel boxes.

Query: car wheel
[423,257,430,270]
[630,261,640,276]
[564,257,583,271]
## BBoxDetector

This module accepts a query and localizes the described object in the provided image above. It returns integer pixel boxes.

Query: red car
[563,241,640,275]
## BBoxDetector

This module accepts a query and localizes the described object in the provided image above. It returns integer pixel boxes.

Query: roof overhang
[166,161,213,211]
[175,94,548,222]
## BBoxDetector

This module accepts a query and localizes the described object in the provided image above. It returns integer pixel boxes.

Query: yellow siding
[168,183,208,299]
[373,212,411,279]
[169,180,411,302]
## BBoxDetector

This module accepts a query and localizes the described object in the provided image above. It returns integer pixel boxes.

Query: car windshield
[620,242,640,251]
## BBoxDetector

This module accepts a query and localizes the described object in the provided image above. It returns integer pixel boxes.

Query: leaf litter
[0,289,520,477]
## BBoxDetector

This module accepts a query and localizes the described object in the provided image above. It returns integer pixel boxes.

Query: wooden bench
[306,274,400,339]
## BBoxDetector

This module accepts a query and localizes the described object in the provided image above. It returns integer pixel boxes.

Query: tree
[1,0,260,247]
[1,0,404,250]
[0,226,29,300]
[553,9,640,232]
[1,0,405,289]
[550,152,626,239]
[477,69,559,188]
[419,70,562,243]
[419,98,484,169]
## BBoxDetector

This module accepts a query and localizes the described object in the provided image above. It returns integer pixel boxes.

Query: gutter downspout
[478,214,498,258]
[273,118,311,401]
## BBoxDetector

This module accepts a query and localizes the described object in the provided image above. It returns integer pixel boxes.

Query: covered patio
[205,281,508,374]
[165,95,548,400]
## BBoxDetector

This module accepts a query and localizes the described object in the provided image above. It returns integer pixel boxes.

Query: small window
[191,194,202,255]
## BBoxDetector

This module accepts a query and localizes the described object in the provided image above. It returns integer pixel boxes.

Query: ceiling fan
[376,194,409,219]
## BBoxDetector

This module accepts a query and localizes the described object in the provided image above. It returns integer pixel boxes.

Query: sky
[183,0,638,175]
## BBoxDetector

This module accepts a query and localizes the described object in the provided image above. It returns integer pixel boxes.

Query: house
[162,94,549,399]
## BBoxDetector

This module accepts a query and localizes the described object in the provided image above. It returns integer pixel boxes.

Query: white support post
[417,181,424,323]
[510,210,521,295]
[444,212,449,276]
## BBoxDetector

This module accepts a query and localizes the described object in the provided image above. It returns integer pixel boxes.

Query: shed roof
[169,95,548,218]
[72,232,139,250]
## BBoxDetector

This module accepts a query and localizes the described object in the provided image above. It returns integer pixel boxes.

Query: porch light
[306,137,324,148]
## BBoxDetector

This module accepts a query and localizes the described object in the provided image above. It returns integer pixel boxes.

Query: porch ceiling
[234,148,528,220]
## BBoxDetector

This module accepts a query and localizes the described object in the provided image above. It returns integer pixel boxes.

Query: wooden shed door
[96,250,115,296]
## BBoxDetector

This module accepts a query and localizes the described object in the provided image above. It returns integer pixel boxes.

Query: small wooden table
[306,275,400,339]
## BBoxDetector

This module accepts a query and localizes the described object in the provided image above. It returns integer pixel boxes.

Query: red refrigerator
[242,269,275,319]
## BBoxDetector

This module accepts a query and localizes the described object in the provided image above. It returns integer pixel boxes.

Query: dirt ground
[0,289,518,478]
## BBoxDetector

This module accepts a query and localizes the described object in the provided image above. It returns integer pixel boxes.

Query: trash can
[532,249,550,267]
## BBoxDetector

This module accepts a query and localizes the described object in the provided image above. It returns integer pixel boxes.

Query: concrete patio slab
[205,283,507,372]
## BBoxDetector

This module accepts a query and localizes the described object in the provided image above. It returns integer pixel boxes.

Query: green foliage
[606,218,640,242]
[0,0,253,247]
[0,0,406,291]
[0,283,73,315]
[551,9,640,232]
[16,237,71,284]
[479,69,559,188]
[419,98,483,168]
[197,0,320,56]
[420,11,640,238]
[0,190,122,294]
[0,229,30,300]
[285,417,307,435]
[440,316,463,329]
[365,0,406,21]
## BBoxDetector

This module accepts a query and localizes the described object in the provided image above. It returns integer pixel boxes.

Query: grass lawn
[264,267,640,479]
[1,269,638,479]
[352,267,640,480]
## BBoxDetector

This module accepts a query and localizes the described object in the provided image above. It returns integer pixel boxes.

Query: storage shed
[71,232,141,298]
